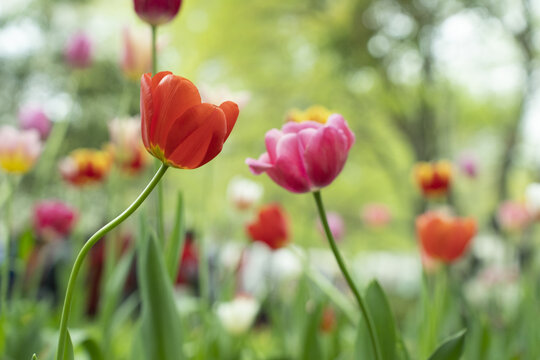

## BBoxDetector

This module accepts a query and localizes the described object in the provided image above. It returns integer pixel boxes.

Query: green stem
[150,24,165,244]
[55,163,168,360]
[312,191,382,360]
[0,177,14,318]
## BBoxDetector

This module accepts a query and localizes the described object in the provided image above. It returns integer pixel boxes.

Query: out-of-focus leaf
[32,354,38,360]
[355,280,398,360]
[63,330,74,360]
[18,228,35,261]
[428,329,467,360]
[136,229,184,359]
[300,303,323,360]
[80,336,104,360]
[165,191,184,283]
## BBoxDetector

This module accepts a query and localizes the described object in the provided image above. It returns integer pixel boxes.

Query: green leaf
[300,304,323,360]
[31,354,38,360]
[63,330,74,360]
[165,191,185,282]
[428,329,467,360]
[80,336,104,360]
[137,229,184,359]
[355,280,398,360]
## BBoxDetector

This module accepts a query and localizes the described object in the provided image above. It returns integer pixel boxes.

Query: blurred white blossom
[216,296,259,335]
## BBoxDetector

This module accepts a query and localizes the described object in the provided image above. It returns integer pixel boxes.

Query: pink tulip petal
[265,129,282,162]
[268,133,312,193]
[327,114,355,150]
[246,153,273,175]
[282,121,322,134]
[303,126,348,188]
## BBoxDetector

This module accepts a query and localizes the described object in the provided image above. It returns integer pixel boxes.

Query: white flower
[525,183,540,217]
[227,176,263,211]
[216,296,259,335]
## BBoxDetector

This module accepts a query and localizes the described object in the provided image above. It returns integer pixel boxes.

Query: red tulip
[246,204,290,250]
[133,0,182,26]
[413,161,452,198]
[416,211,476,263]
[140,71,239,169]
[33,200,78,241]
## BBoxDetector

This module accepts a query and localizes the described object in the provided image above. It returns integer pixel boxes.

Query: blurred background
[2,0,540,359]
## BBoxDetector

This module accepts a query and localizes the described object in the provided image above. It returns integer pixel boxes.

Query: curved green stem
[150,24,165,244]
[312,191,382,360]
[55,164,168,360]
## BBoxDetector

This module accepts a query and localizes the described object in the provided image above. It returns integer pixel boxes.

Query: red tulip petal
[219,101,239,141]
[164,103,227,169]
[150,74,201,148]
[140,73,154,150]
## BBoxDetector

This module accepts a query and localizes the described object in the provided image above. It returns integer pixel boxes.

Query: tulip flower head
[133,0,182,26]
[497,201,530,232]
[216,295,259,335]
[458,152,478,178]
[316,211,345,241]
[64,32,93,69]
[246,204,290,250]
[59,149,112,186]
[227,176,264,211]
[320,307,336,333]
[287,105,332,124]
[140,72,239,169]
[121,27,152,81]
[246,114,355,193]
[414,161,452,198]
[416,211,476,263]
[108,117,149,174]
[0,126,42,174]
[361,203,392,228]
[33,200,78,242]
[18,106,52,140]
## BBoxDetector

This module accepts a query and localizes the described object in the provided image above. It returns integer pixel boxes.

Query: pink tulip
[246,114,355,193]
[316,211,345,241]
[496,201,530,232]
[361,203,392,228]
[121,27,152,81]
[64,32,93,69]
[133,0,182,26]
[0,126,42,174]
[18,106,52,140]
[458,153,478,178]
[33,200,78,242]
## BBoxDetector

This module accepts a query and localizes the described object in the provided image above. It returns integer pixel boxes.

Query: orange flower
[416,211,476,263]
[246,204,290,250]
[414,161,452,197]
[59,149,112,186]
[140,71,239,169]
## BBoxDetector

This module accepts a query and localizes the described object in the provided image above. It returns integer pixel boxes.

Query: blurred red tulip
[416,211,476,263]
[59,149,112,186]
[64,32,93,69]
[246,204,290,250]
[175,231,199,286]
[33,200,77,242]
[414,161,452,198]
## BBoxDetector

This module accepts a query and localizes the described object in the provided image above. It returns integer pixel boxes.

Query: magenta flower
[133,0,182,26]
[458,152,478,178]
[246,114,355,193]
[361,203,392,228]
[33,200,78,242]
[18,106,52,140]
[64,32,93,69]
[316,211,345,241]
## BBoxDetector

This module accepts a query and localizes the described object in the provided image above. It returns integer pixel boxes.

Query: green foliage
[428,330,467,360]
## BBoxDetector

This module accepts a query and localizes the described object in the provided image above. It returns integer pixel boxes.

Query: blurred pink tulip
[64,32,93,68]
[246,114,355,193]
[361,203,392,228]
[496,201,530,232]
[33,200,78,242]
[121,27,152,81]
[18,106,52,140]
[458,153,478,178]
[316,211,345,241]
[133,0,182,26]
[0,126,42,174]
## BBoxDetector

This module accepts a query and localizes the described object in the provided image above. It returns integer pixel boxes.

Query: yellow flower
[287,105,333,124]
[0,126,42,174]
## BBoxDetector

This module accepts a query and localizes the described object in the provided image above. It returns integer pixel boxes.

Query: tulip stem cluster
[55,163,168,360]
[312,191,382,360]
